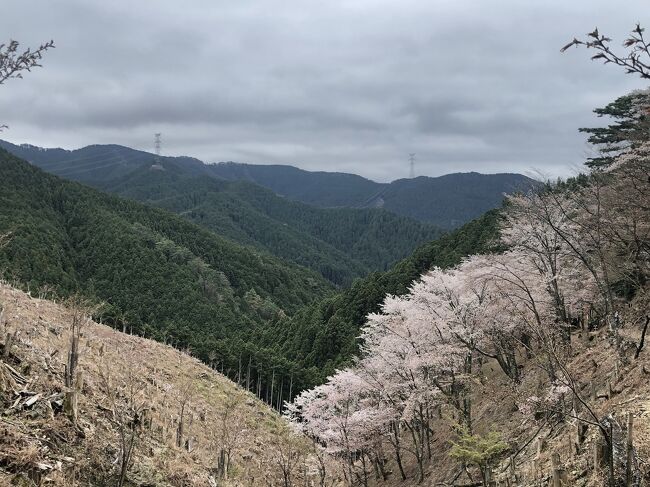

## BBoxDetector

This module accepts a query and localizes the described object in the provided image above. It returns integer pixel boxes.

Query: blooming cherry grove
[286,120,649,484]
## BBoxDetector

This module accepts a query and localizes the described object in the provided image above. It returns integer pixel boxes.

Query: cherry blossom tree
[286,131,648,485]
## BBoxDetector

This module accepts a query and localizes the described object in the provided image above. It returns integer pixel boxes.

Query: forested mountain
[0,140,445,285]
[211,161,381,207]
[0,145,502,395]
[211,162,538,228]
[0,139,537,229]
[97,160,443,286]
[0,139,211,183]
[0,148,333,402]
[274,209,503,386]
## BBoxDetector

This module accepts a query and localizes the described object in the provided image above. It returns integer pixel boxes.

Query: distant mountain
[0,140,538,229]
[0,140,442,286]
[0,139,211,183]
[375,173,535,228]
[212,161,380,207]
[98,160,442,285]
[0,148,332,382]
[211,163,538,229]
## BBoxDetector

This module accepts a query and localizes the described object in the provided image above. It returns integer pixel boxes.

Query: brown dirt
[0,284,307,486]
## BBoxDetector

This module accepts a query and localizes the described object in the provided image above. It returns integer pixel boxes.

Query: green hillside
[211,161,380,207]
[99,161,442,286]
[0,144,507,396]
[0,149,333,398]
[0,140,445,286]
[272,209,503,388]
[211,161,538,228]
[0,140,537,230]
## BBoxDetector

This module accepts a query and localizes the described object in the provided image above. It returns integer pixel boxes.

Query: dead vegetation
[357,315,650,487]
[0,281,648,487]
[0,283,316,486]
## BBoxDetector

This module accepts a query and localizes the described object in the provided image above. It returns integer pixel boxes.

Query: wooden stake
[551,453,561,487]
[626,412,634,487]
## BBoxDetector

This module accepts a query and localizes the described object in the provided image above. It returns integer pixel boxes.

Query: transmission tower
[154,133,162,161]
[151,133,164,170]
[409,153,416,178]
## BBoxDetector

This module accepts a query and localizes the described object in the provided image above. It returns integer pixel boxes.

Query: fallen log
[4,362,27,385]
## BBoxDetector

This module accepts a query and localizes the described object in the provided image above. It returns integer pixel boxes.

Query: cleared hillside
[0,283,314,486]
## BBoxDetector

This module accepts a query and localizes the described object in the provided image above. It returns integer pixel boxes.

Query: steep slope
[0,149,332,397]
[0,140,538,229]
[0,140,443,286]
[210,162,536,228]
[100,161,442,286]
[273,209,503,389]
[0,284,314,486]
[0,139,210,184]
[285,145,650,486]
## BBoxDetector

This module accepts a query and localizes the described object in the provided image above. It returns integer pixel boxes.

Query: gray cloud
[0,0,647,181]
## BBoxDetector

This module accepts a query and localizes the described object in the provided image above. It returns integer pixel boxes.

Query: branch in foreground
[561,24,650,79]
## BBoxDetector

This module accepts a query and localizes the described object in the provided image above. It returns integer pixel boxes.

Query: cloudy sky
[0,1,647,181]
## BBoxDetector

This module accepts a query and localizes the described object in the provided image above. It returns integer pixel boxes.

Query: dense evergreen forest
[210,162,536,228]
[0,147,501,400]
[0,149,335,404]
[271,209,502,388]
[0,140,447,287]
[98,160,443,286]
[0,140,536,230]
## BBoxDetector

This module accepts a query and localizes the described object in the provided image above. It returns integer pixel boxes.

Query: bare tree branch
[0,39,54,131]
[562,24,650,79]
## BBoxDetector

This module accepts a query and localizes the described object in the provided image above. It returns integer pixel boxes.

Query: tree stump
[63,389,77,423]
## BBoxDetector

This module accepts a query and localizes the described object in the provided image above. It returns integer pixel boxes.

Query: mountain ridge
[0,148,334,400]
[0,139,539,229]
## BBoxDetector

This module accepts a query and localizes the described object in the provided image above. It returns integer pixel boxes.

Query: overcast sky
[0,1,647,181]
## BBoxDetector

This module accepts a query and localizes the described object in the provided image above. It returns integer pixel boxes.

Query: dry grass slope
[1,281,648,487]
[0,284,310,487]
[361,320,650,486]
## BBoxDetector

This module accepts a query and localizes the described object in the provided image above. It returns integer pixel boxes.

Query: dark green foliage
[273,209,502,388]
[0,149,333,397]
[0,140,211,183]
[0,143,507,401]
[98,161,442,286]
[377,173,532,228]
[212,162,536,229]
[0,139,537,230]
[579,91,650,168]
[0,140,445,286]
[212,161,380,208]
